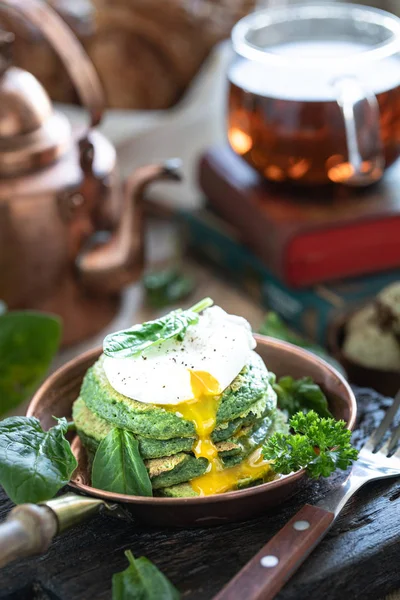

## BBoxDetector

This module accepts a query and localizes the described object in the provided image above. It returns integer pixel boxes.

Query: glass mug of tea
[228,3,400,186]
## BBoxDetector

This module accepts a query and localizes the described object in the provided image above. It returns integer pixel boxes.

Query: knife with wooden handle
[212,504,335,600]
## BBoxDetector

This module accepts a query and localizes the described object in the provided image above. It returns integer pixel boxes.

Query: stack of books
[176,147,400,345]
[199,147,400,288]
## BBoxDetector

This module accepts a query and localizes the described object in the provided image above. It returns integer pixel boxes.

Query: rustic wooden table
[1,225,399,599]
[0,387,399,600]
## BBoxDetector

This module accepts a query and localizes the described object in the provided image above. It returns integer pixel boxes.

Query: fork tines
[363,389,400,455]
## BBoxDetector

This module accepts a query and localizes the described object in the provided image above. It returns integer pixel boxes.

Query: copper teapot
[0,0,180,345]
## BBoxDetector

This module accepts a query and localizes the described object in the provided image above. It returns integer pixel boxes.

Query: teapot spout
[76,160,181,294]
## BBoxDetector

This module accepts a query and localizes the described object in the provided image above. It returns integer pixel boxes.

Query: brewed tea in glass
[228,3,400,186]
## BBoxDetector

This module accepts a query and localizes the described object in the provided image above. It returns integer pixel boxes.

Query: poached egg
[103,305,256,405]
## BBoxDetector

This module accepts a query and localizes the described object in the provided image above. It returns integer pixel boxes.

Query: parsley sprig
[263,411,358,478]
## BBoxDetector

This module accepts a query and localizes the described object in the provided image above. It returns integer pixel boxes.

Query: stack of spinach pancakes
[73,350,287,497]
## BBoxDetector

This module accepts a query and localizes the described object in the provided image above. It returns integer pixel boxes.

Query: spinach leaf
[92,429,152,496]
[259,312,303,345]
[0,416,77,504]
[0,311,61,414]
[273,376,332,419]
[144,268,195,309]
[103,297,213,359]
[259,312,345,375]
[113,550,180,600]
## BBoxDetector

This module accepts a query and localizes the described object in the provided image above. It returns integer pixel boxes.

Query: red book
[198,146,400,288]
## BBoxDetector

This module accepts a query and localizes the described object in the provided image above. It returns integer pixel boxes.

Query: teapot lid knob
[0,30,14,75]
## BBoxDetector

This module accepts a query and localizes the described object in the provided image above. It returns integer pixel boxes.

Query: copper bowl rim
[28,335,357,506]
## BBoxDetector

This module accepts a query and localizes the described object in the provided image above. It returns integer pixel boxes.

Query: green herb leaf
[92,428,152,496]
[0,416,77,503]
[273,376,332,419]
[103,298,213,359]
[0,311,61,414]
[263,410,358,479]
[113,550,180,600]
[259,312,346,375]
[144,268,195,309]
[259,312,303,344]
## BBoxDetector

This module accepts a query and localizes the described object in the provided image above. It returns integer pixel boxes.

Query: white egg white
[103,306,257,405]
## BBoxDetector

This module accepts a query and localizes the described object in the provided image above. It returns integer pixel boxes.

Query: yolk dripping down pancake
[165,371,272,496]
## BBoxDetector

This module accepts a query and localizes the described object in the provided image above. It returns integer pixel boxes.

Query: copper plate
[28,336,357,527]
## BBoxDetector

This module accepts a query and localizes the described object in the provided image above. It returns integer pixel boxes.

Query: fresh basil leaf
[259,312,346,376]
[0,311,61,414]
[104,311,198,358]
[144,268,195,309]
[113,550,180,600]
[0,416,77,504]
[273,376,332,419]
[92,428,152,496]
[103,298,213,359]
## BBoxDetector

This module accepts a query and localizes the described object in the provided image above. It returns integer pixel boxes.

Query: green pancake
[73,397,195,459]
[80,352,275,441]
[77,405,288,498]
[73,395,276,463]
[145,453,209,489]
[236,469,277,490]
[215,352,276,425]
[80,357,196,439]
[211,390,275,443]
[271,408,290,437]
[73,396,112,455]
[220,409,288,468]
[152,410,288,496]
[157,466,278,498]
[217,415,274,463]
[155,482,198,498]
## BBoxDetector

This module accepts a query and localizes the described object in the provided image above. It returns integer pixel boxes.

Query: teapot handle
[0,0,104,129]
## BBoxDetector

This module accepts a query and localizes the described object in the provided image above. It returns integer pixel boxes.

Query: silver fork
[214,390,400,600]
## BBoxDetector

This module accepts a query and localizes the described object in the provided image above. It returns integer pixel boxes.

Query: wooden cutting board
[0,386,399,600]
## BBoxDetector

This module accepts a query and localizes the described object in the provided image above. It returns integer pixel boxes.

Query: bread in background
[0,0,255,109]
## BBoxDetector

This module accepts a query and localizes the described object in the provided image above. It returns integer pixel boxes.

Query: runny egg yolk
[172,371,221,464]
[167,371,273,496]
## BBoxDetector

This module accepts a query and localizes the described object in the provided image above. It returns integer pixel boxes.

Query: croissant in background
[0,0,255,109]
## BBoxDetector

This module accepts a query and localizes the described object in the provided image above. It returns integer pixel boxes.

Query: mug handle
[332,76,385,186]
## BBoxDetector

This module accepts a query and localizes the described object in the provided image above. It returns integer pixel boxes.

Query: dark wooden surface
[0,387,400,600]
[214,504,336,600]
